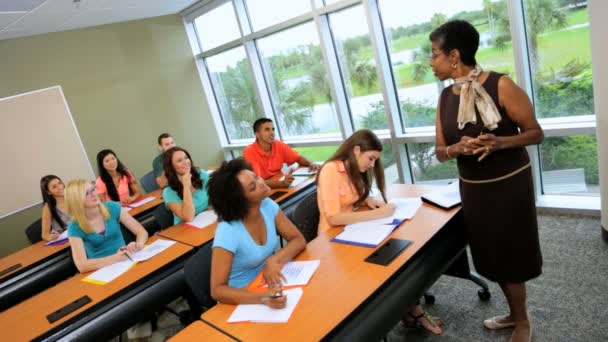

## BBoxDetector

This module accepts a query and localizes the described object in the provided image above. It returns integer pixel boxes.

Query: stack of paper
[292,167,315,176]
[252,260,320,288]
[127,196,156,208]
[131,239,175,262]
[82,239,175,284]
[45,231,69,246]
[390,197,423,221]
[83,259,135,285]
[185,210,218,229]
[332,219,397,248]
[421,182,461,210]
[227,287,304,323]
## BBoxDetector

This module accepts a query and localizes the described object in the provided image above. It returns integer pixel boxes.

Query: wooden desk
[267,172,316,205]
[0,235,193,341]
[158,174,315,247]
[169,321,238,342]
[0,240,69,283]
[201,184,460,341]
[127,189,163,217]
[158,221,217,247]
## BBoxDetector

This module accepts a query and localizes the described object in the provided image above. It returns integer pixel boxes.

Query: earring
[451,63,458,69]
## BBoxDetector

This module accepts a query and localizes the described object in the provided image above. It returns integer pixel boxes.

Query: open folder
[421,181,461,210]
[82,239,175,285]
[331,219,398,248]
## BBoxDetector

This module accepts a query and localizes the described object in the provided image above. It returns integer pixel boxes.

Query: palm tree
[493,0,567,72]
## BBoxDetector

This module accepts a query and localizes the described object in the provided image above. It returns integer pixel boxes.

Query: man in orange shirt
[243,118,321,188]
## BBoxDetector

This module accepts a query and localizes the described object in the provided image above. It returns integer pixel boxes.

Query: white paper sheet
[45,230,68,246]
[292,167,316,176]
[333,222,396,247]
[83,259,135,284]
[278,175,309,188]
[227,287,304,323]
[422,182,461,209]
[128,196,156,208]
[131,239,175,262]
[260,260,320,288]
[390,197,422,220]
[186,210,217,229]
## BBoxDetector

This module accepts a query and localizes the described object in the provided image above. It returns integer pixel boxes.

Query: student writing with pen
[65,179,148,273]
[208,158,306,308]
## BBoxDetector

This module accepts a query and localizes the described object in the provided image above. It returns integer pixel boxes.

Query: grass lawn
[293,146,337,161]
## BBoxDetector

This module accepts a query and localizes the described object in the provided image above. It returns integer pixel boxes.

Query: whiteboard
[0,86,94,219]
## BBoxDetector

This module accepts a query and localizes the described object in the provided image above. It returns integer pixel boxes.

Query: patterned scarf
[453,65,501,131]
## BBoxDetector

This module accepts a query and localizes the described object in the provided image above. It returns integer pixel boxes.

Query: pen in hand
[120,247,134,262]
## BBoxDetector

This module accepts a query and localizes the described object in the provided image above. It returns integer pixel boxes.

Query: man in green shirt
[152,133,176,188]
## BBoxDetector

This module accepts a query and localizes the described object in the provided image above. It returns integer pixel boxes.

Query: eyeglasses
[430,51,444,60]
[85,186,97,197]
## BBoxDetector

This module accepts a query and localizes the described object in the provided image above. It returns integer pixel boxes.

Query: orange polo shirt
[317,160,361,234]
[243,140,300,180]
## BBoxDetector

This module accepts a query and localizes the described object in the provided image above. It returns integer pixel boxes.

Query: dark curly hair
[429,20,479,66]
[96,149,134,201]
[163,147,203,199]
[207,158,253,222]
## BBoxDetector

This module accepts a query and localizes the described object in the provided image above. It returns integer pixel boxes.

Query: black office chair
[139,170,159,193]
[25,218,43,244]
[291,190,320,243]
[183,243,216,318]
[153,204,174,231]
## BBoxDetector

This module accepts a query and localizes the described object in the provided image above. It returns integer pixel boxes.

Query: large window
[329,5,386,131]
[186,0,600,208]
[246,0,311,31]
[194,2,241,51]
[407,143,458,185]
[379,0,515,131]
[540,135,599,196]
[257,22,340,140]
[522,0,594,118]
[206,47,263,142]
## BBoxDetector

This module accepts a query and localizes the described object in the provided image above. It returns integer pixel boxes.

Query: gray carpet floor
[389,213,608,342]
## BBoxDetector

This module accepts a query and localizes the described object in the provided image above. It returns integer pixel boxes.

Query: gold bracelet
[446,145,452,159]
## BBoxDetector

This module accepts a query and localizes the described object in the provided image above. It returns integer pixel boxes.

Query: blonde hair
[65,179,110,234]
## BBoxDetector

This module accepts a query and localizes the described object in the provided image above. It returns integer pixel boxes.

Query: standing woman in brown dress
[431,20,543,342]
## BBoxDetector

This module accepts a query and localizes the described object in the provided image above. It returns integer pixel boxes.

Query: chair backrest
[139,170,159,193]
[291,190,319,243]
[154,204,174,230]
[184,243,215,309]
[25,218,43,244]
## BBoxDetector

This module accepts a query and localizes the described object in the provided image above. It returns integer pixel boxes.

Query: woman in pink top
[95,149,141,205]
[316,129,443,335]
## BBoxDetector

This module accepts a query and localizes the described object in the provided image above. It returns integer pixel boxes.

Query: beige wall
[0,15,223,257]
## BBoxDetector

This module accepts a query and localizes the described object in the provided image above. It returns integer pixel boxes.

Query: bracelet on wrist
[446,145,453,159]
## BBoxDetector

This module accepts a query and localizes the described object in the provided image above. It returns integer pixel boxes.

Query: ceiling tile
[0,12,24,30]
[5,11,77,31]
[0,0,46,12]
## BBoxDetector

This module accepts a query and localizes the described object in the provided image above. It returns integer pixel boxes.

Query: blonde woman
[66,179,148,273]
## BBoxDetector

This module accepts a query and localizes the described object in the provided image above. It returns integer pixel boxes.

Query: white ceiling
[0,0,199,41]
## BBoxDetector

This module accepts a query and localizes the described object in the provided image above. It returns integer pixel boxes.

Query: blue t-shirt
[67,201,125,259]
[163,169,209,224]
[213,198,280,288]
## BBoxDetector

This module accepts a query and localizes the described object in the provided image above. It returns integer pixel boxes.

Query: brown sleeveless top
[439,72,530,181]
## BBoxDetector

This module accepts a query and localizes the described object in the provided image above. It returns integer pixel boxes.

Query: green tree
[493,0,567,70]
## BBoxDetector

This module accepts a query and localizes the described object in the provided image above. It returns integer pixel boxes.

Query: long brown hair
[319,129,386,206]
[163,147,203,199]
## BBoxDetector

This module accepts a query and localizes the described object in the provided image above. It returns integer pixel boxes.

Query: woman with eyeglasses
[66,179,148,273]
